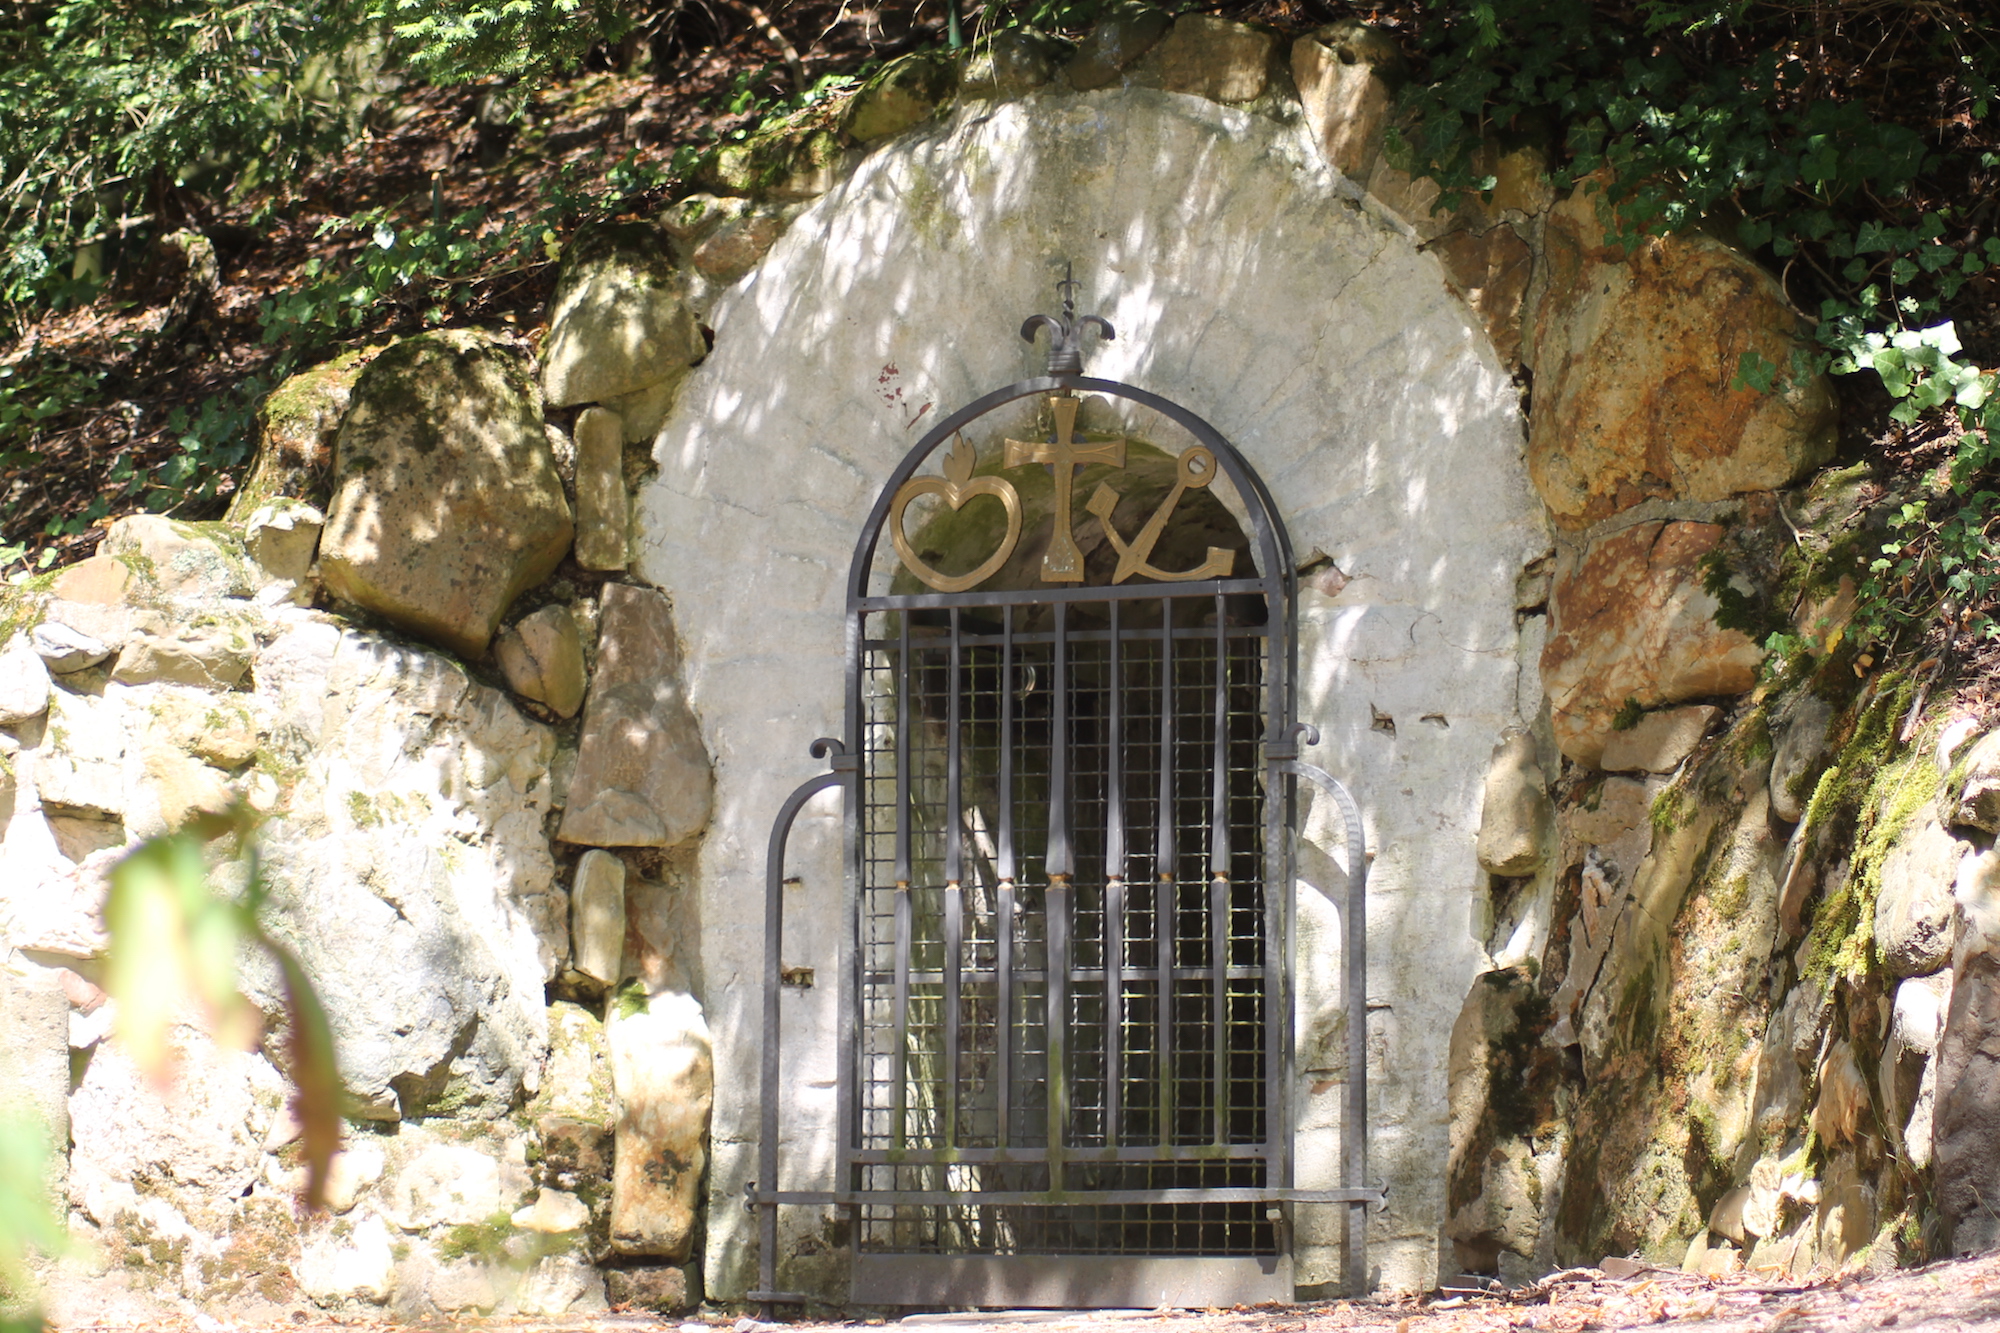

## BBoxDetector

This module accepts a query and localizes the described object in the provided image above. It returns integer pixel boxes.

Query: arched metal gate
[752,276,1379,1309]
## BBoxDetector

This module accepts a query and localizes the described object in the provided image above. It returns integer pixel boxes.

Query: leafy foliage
[371,0,631,85]
[0,0,375,309]
[1388,0,2000,654]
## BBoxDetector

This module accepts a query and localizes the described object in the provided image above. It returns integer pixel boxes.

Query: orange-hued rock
[1291,22,1399,180]
[1435,222,1534,366]
[1527,190,1836,529]
[1541,520,1765,765]
[1140,14,1279,103]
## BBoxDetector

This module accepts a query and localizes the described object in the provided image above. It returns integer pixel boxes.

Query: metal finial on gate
[1021,261,1114,374]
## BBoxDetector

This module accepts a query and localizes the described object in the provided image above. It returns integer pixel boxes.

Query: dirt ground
[40,1249,2000,1333]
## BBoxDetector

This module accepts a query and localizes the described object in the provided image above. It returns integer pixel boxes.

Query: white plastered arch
[634,86,1548,1297]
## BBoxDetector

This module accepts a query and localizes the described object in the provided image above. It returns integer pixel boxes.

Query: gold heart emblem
[889,436,1024,593]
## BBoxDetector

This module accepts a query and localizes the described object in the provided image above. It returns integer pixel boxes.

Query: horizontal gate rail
[851,1254,1291,1309]
[751,1187,1385,1206]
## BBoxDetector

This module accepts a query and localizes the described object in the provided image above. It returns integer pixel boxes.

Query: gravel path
[45,1250,2000,1333]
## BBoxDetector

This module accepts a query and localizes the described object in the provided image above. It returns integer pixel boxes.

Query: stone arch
[634,86,1548,1297]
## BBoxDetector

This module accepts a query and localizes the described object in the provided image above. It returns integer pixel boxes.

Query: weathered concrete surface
[635,89,1543,1296]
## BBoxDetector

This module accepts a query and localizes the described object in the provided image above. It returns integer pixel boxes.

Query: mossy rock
[698,115,847,199]
[227,347,378,523]
[841,52,958,144]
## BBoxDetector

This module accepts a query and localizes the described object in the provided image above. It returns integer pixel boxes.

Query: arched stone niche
[634,86,1549,1297]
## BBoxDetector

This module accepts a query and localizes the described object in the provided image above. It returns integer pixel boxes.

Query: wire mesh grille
[855,592,1276,1256]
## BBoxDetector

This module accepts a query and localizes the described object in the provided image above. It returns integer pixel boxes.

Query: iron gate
[752,276,1379,1308]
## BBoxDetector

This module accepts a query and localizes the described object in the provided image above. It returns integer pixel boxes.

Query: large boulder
[541,226,706,408]
[318,331,574,660]
[1951,730,2000,832]
[1526,189,1837,529]
[250,619,563,1119]
[842,53,957,144]
[958,29,1063,99]
[1445,967,1559,1269]
[559,585,712,848]
[607,988,714,1259]
[0,632,50,724]
[66,1023,286,1207]
[1138,15,1279,103]
[1541,521,1765,766]
[572,406,631,572]
[494,603,588,719]
[1065,4,1171,90]
[1599,704,1718,776]
[1770,692,1834,822]
[0,959,69,1202]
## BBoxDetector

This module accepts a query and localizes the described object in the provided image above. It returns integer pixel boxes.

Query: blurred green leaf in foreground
[2,805,343,1329]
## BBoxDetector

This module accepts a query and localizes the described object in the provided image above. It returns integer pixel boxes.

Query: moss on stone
[612,978,650,1021]
[437,1210,517,1263]
[346,790,380,829]
[1611,696,1644,731]
[0,579,52,646]
[1650,781,1690,837]
[1796,674,1935,986]
[697,108,845,198]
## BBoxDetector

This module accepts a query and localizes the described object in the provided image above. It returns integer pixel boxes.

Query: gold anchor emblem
[1085,445,1236,583]
[888,435,1024,593]
[1004,393,1126,582]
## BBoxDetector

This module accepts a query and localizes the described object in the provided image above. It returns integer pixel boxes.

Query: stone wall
[0,5,1987,1323]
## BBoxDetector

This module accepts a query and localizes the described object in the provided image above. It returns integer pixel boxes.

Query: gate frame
[748,363,1381,1309]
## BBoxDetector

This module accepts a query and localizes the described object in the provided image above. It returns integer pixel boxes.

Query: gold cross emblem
[1004,394,1125,582]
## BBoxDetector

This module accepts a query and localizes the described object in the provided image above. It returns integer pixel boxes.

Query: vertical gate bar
[893,887,913,1154]
[1155,596,1176,1149]
[1346,801,1371,1295]
[1208,593,1229,1146]
[894,616,912,889]
[1278,550,1301,1207]
[1262,630,1286,1203]
[1046,602,1071,1186]
[945,607,963,886]
[1104,601,1124,1148]
[758,780,783,1304]
[892,616,913,1152]
[839,612,863,1261]
[943,609,963,1150]
[997,605,1016,1149]
[1046,602,1072,880]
